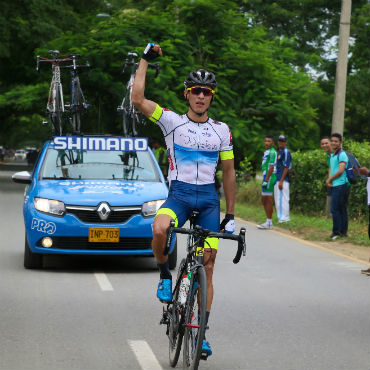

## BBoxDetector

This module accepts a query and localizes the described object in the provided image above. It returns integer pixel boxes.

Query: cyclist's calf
[152,214,173,264]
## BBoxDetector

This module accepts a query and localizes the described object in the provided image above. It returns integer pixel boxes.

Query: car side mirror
[12,171,32,184]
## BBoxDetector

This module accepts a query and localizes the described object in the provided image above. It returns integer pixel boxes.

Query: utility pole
[331,0,352,135]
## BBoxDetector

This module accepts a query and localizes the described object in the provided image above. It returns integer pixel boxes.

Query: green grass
[221,181,370,247]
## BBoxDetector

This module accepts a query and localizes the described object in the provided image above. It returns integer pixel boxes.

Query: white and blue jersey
[276,147,292,182]
[149,104,233,185]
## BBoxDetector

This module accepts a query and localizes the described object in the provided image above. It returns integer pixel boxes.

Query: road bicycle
[160,212,246,370]
[63,54,90,134]
[37,50,72,135]
[117,52,159,137]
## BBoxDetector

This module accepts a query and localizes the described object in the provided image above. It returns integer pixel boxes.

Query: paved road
[1,169,369,370]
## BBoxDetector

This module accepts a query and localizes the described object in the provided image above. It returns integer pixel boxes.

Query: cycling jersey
[150,104,233,185]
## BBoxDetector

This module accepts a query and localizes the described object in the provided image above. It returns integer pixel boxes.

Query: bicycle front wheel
[183,265,207,370]
[168,258,186,367]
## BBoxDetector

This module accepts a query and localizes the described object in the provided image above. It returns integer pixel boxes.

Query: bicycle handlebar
[164,221,246,264]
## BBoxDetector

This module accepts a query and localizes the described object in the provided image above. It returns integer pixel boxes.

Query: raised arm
[131,44,162,118]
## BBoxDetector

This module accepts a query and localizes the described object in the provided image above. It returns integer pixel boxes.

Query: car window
[40,148,161,181]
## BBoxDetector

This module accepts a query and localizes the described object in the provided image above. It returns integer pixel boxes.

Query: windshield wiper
[42,177,78,180]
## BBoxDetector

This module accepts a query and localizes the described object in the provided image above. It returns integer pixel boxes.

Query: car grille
[38,237,153,250]
[66,206,142,224]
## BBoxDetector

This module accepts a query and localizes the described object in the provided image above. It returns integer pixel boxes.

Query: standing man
[132,43,236,357]
[257,135,277,229]
[357,166,370,276]
[274,134,292,223]
[320,136,332,217]
[326,133,350,240]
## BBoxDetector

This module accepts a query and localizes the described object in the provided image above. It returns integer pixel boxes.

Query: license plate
[89,228,119,243]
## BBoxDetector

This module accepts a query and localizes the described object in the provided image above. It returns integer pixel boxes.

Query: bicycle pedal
[159,317,169,325]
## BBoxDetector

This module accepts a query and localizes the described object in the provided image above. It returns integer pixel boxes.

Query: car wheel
[168,240,177,270]
[24,236,43,269]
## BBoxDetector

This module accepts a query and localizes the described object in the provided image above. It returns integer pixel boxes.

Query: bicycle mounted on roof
[37,50,90,136]
[161,211,246,370]
[117,52,159,137]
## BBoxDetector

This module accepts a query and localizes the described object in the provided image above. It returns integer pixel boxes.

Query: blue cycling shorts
[155,180,220,249]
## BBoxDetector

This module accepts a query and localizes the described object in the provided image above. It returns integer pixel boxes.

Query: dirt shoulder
[236,215,370,264]
[274,224,370,263]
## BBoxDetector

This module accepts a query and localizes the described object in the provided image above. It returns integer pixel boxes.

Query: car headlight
[142,199,166,217]
[34,197,65,216]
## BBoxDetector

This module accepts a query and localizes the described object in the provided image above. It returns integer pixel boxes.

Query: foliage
[0,0,368,156]
[0,0,321,157]
[290,141,370,219]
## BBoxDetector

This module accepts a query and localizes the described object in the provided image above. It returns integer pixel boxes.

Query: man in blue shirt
[326,133,350,240]
[274,134,292,223]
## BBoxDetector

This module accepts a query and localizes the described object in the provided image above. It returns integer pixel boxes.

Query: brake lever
[154,63,160,78]
[164,220,176,256]
[240,227,246,256]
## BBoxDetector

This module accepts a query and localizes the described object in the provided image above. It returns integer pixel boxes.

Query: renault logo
[97,202,111,221]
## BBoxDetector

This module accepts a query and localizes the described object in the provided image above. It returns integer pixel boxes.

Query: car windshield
[40,148,160,181]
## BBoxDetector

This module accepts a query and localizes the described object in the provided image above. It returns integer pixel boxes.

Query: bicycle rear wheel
[183,265,207,370]
[51,88,63,136]
[168,258,186,367]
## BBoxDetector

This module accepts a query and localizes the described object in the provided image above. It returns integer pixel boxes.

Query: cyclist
[132,43,236,357]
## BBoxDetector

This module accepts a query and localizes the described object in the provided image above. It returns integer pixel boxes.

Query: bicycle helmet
[184,69,217,90]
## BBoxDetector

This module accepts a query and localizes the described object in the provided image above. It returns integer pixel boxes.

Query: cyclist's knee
[153,214,172,240]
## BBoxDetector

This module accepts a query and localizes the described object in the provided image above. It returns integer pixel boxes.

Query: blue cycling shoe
[201,340,212,357]
[157,278,173,302]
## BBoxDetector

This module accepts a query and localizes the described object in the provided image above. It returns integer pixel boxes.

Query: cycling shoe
[157,278,172,302]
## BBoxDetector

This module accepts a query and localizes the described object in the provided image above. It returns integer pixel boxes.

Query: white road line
[94,272,113,291]
[128,340,163,370]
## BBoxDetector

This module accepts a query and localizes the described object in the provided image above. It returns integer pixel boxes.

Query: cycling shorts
[261,174,276,195]
[155,180,220,249]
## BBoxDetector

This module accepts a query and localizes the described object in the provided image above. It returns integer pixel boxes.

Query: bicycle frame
[37,51,72,135]
[65,54,90,134]
[162,213,246,369]
[47,64,64,115]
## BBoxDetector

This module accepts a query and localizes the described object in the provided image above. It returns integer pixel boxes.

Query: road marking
[235,217,368,265]
[94,272,113,291]
[128,340,163,370]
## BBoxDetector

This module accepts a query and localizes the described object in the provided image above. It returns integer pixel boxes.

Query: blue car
[12,136,176,269]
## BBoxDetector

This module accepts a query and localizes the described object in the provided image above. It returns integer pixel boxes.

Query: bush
[290,140,370,219]
[236,179,261,206]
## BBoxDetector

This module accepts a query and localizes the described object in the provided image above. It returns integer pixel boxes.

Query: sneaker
[257,222,272,229]
[157,278,173,302]
[201,340,212,357]
[361,268,370,276]
[330,234,339,240]
[278,218,290,223]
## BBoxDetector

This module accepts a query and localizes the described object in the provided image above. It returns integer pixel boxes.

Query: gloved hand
[142,43,160,62]
[220,214,235,234]
[262,181,268,187]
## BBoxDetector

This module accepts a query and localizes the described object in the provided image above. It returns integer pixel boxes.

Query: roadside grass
[221,179,370,247]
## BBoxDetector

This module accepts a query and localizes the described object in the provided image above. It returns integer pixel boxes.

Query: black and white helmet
[184,69,217,90]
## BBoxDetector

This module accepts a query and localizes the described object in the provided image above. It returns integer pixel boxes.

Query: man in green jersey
[257,135,277,229]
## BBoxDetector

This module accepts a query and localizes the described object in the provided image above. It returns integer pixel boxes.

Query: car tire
[168,240,177,270]
[24,236,43,269]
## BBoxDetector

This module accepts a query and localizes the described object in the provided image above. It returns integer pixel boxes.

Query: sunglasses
[187,86,215,96]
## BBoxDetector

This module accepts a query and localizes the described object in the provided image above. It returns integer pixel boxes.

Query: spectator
[326,133,350,240]
[274,134,292,223]
[257,135,277,229]
[151,139,168,177]
[357,166,370,276]
[321,136,332,217]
